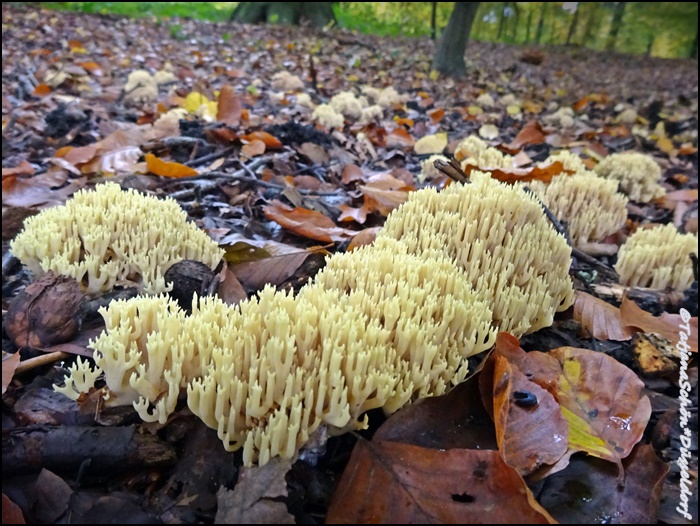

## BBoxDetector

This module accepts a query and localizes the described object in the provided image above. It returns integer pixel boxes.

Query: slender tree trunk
[430,2,437,40]
[432,2,481,78]
[526,8,533,43]
[510,3,520,43]
[605,2,626,51]
[496,2,508,41]
[535,2,547,44]
[581,2,599,46]
[691,22,699,58]
[565,5,580,45]
[548,5,557,44]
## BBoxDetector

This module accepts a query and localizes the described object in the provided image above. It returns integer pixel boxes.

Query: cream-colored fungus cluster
[379,172,574,336]
[615,224,697,290]
[10,183,224,295]
[528,174,628,245]
[594,152,665,203]
[455,135,513,169]
[55,174,574,465]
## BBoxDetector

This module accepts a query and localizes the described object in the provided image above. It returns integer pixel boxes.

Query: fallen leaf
[463,160,571,184]
[386,127,415,149]
[215,458,295,524]
[298,142,329,164]
[33,83,52,97]
[2,494,25,524]
[241,139,266,157]
[427,107,445,124]
[327,440,555,524]
[263,201,356,243]
[414,132,447,154]
[231,248,312,291]
[633,333,677,375]
[241,131,282,149]
[2,352,21,394]
[573,291,633,341]
[538,444,668,524]
[620,295,697,353]
[216,84,242,126]
[217,264,248,305]
[2,160,36,177]
[491,355,569,476]
[145,153,198,178]
[340,164,364,185]
[505,121,546,152]
[346,227,380,250]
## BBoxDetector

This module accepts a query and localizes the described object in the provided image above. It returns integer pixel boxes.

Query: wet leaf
[145,153,198,178]
[491,355,569,476]
[327,440,555,524]
[263,201,355,243]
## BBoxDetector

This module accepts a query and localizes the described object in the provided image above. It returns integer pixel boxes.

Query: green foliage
[41,2,237,22]
[39,1,698,58]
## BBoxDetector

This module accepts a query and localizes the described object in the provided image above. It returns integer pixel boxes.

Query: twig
[186,146,234,167]
[14,351,71,375]
[434,158,470,183]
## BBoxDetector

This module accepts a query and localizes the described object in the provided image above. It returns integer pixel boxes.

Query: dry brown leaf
[346,227,380,250]
[145,153,198,178]
[620,295,698,353]
[297,142,329,164]
[216,84,242,126]
[33,83,52,97]
[386,127,415,149]
[217,264,248,305]
[215,458,294,524]
[2,160,36,178]
[504,121,546,152]
[327,440,555,524]
[241,139,266,158]
[263,201,355,243]
[241,131,282,149]
[573,291,633,341]
[340,164,364,185]
[463,160,571,184]
[231,249,312,291]
[427,107,445,124]
[2,352,21,394]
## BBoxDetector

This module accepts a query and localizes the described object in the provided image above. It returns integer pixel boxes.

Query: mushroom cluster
[10,183,224,295]
[53,175,574,465]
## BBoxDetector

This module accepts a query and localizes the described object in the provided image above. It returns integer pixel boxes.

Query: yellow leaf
[184,92,210,114]
[145,153,198,178]
[429,69,440,81]
[414,132,447,155]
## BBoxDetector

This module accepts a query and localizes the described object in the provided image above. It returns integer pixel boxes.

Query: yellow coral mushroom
[615,224,697,290]
[55,173,574,465]
[528,174,628,245]
[10,183,224,295]
[329,91,368,119]
[378,172,574,336]
[312,104,344,128]
[594,152,665,203]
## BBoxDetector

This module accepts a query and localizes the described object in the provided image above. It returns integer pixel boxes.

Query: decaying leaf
[573,291,634,341]
[215,457,295,524]
[462,160,572,184]
[263,201,356,243]
[2,352,21,395]
[620,295,698,353]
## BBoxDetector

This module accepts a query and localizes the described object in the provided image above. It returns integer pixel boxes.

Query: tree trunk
[510,3,520,42]
[431,2,437,41]
[548,5,557,44]
[432,2,480,78]
[526,8,533,43]
[691,22,699,59]
[535,2,547,44]
[565,4,580,45]
[230,2,335,28]
[581,2,599,46]
[605,2,626,51]
[496,2,508,41]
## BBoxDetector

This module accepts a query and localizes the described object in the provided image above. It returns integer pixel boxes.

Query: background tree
[432,2,481,77]
[535,2,547,44]
[605,1,626,50]
[229,2,336,28]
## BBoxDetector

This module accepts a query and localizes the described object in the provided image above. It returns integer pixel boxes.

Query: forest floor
[1,4,698,524]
